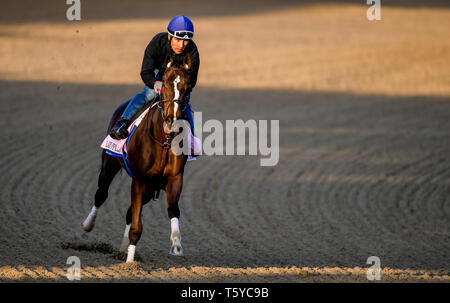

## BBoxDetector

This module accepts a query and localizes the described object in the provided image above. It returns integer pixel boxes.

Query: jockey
[110,15,200,139]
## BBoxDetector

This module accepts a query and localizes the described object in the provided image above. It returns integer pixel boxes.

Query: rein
[149,130,173,149]
[148,98,185,150]
[157,98,188,123]
[145,100,173,150]
[150,66,189,150]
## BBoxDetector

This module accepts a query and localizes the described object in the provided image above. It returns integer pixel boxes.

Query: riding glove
[154,81,162,95]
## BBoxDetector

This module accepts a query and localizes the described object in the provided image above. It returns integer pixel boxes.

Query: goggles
[168,29,194,40]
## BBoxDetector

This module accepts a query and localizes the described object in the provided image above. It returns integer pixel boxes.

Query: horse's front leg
[166,174,183,256]
[126,178,145,262]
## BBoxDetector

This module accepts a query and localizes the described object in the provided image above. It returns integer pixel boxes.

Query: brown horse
[82,55,191,262]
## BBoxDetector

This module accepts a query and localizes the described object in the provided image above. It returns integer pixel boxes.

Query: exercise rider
[110,15,200,139]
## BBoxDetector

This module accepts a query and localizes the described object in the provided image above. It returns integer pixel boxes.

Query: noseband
[157,98,187,122]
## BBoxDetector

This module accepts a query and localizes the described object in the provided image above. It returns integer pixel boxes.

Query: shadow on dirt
[0,79,449,272]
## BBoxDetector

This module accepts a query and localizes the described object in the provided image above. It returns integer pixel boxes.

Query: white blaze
[173,102,179,123]
[173,75,181,125]
[173,75,181,100]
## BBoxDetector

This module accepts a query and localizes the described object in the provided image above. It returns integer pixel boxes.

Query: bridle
[150,67,190,150]
[156,98,188,122]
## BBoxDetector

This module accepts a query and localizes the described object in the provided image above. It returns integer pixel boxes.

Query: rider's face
[168,34,189,54]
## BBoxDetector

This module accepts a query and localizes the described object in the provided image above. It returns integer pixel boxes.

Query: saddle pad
[171,120,202,159]
[100,105,201,160]
[100,107,150,155]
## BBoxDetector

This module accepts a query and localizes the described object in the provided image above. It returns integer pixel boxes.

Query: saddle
[100,103,201,177]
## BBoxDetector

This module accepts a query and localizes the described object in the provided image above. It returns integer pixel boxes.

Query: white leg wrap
[126,244,136,263]
[169,218,183,256]
[82,206,98,232]
[170,217,180,240]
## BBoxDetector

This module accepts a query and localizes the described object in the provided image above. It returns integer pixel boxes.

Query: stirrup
[110,118,130,139]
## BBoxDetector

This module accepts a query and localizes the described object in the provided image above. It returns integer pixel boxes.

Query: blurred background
[1,0,449,95]
[0,0,449,282]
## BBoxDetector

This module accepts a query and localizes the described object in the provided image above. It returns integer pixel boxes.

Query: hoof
[82,220,95,232]
[82,206,97,232]
[169,238,183,256]
[126,245,136,262]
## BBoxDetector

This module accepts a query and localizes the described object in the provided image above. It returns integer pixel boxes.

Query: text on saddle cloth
[100,103,201,157]
[100,106,151,155]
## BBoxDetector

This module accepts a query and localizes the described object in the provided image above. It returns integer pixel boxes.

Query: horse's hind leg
[82,152,122,232]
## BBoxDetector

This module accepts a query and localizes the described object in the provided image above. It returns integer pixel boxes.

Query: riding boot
[184,103,195,135]
[184,103,198,158]
[109,118,131,139]
[109,86,157,139]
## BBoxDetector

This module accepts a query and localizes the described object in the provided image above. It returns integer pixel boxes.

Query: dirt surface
[0,1,449,282]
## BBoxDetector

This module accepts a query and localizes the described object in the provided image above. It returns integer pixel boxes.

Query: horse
[82,55,191,262]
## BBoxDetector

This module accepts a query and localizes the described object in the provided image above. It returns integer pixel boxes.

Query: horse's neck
[145,105,164,140]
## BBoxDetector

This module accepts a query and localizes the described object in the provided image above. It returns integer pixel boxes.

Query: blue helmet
[167,15,194,40]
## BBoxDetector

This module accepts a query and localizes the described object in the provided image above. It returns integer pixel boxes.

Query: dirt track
[0,1,449,282]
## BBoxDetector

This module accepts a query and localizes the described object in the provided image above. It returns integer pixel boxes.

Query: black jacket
[140,32,200,93]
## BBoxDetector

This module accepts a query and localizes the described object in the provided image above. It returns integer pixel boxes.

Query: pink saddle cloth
[100,104,200,161]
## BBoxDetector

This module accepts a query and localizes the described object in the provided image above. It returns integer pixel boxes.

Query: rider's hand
[154,81,162,95]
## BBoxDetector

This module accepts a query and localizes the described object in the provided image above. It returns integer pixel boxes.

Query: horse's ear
[167,55,174,68]
[183,53,191,70]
